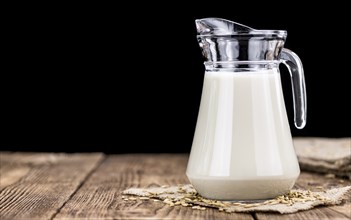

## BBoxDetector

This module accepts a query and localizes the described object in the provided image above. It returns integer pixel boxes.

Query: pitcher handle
[280,48,307,129]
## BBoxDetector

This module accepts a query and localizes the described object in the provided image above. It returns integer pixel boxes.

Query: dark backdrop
[2,3,349,153]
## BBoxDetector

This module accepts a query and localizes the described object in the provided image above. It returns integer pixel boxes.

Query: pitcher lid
[196,18,287,63]
[196,18,287,37]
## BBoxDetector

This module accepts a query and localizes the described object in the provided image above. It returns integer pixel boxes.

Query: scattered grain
[325,173,336,178]
[123,184,337,212]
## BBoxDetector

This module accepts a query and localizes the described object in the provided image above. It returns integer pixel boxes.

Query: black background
[2,3,350,153]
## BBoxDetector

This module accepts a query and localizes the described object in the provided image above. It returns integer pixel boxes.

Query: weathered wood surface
[0,152,103,220]
[54,154,252,220]
[0,149,350,219]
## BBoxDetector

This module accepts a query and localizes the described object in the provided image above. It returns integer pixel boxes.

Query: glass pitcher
[186,18,307,200]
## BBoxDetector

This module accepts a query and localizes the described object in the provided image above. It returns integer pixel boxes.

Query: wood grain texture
[54,154,253,220]
[0,152,103,220]
[1,150,350,220]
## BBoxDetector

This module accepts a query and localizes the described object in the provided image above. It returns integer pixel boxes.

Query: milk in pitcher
[186,69,300,200]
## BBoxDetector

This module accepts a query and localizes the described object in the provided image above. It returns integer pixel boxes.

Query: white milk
[186,69,300,200]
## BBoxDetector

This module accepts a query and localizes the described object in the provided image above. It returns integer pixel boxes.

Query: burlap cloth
[294,138,351,179]
[123,184,350,214]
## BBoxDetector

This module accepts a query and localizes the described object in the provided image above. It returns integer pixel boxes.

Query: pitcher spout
[195,18,254,36]
[196,18,287,63]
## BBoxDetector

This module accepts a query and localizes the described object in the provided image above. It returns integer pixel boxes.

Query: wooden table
[0,152,350,220]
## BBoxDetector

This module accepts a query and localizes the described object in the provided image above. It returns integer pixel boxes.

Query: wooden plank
[254,208,350,220]
[0,152,31,191]
[256,172,351,220]
[0,152,104,220]
[2,152,348,220]
[54,154,253,220]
